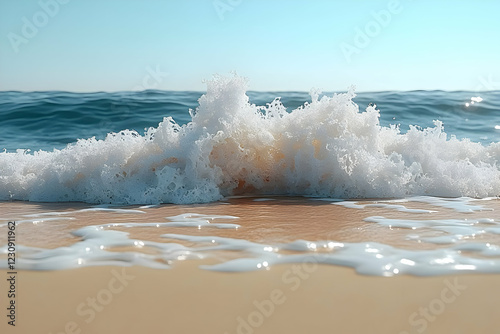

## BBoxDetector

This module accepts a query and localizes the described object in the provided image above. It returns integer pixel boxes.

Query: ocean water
[2,84,500,153]
[1,76,500,276]
[1,76,499,203]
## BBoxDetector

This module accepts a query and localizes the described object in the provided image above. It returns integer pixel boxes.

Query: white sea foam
[333,201,436,213]
[0,216,75,227]
[407,196,494,213]
[195,239,500,276]
[23,207,146,217]
[3,218,500,275]
[1,207,499,275]
[0,213,240,270]
[329,196,496,213]
[365,216,500,244]
[103,213,240,229]
[1,75,500,204]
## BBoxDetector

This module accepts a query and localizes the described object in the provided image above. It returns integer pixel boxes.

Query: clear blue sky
[1,0,499,92]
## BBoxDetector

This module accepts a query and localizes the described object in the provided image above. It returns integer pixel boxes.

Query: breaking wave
[1,75,499,204]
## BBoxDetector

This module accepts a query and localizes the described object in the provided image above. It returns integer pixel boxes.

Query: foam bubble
[0,217,75,227]
[6,223,500,275]
[365,216,499,244]
[407,196,494,213]
[2,206,500,276]
[1,75,500,204]
[0,213,239,270]
[333,201,436,213]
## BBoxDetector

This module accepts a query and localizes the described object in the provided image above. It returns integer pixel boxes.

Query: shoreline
[2,196,499,249]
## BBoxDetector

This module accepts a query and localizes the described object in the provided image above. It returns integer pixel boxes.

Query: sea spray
[1,75,499,204]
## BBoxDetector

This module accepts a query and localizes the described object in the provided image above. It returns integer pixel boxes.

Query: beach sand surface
[1,264,499,333]
[1,198,499,333]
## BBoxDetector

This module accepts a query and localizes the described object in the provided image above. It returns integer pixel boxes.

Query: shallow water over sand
[1,196,500,276]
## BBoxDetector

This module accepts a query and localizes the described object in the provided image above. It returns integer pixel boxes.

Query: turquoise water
[0,76,499,204]
[1,90,499,152]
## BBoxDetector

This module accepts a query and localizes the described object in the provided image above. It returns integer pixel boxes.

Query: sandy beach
[1,263,499,333]
[2,0,500,333]
[1,197,500,333]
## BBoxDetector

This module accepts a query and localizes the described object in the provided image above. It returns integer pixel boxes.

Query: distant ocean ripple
[1,89,499,152]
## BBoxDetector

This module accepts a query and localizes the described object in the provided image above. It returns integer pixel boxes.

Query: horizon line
[1,88,497,94]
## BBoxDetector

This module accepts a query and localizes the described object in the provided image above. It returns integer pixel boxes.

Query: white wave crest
[1,75,499,204]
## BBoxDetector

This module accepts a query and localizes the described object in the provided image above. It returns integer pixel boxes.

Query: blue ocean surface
[1,90,499,152]
[0,76,499,204]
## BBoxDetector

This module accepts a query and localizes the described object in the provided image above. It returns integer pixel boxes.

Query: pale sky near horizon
[1,0,499,92]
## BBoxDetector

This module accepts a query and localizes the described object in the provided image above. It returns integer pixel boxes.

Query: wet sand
[2,197,500,249]
[1,197,499,333]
